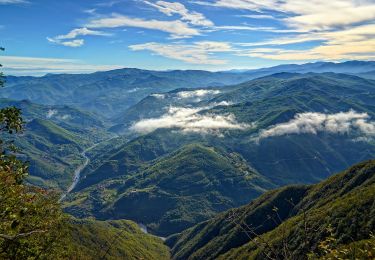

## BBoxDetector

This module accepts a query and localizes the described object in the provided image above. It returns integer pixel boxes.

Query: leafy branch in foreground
[0,47,72,259]
[229,197,375,260]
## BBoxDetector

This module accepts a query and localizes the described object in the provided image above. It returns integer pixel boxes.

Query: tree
[0,48,71,259]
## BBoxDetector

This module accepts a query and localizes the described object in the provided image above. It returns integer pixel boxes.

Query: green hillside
[168,160,375,260]
[69,218,170,260]
[62,73,375,240]
[65,143,274,236]
[16,119,91,190]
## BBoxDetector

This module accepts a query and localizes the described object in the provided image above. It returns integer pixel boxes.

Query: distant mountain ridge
[227,60,375,75]
[2,61,374,119]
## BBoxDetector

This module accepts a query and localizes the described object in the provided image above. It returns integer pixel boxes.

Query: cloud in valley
[130,106,249,135]
[46,109,58,119]
[259,110,375,140]
[177,89,221,100]
[151,93,166,99]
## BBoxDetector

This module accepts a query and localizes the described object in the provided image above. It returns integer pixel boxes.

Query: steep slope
[0,98,108,141]
[69,218,170,260]
[206,73,375,184]
[92,73,375,187]
[66,73,375,240]
[75,129,192,190]
[16,119,91,190]
[0,99,111,191]
[65,144,274,236]
[168,160,375,260]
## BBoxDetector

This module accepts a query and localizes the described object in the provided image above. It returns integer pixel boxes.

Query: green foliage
[170,160,375,260]
[0,51,71,259]
[0,99,111,190]
[65,143,273,236]
[0,167,71,259]
[308,227,375,259]
[68,218,170,260]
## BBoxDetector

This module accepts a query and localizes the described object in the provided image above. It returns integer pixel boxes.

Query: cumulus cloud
[46,109,58,119]
[177,89,221,100]
[144,1,213,27]
[258,110,375,140]
[130,106,249,135]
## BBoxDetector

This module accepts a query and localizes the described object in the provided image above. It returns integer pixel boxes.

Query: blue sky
[0,0,374,75]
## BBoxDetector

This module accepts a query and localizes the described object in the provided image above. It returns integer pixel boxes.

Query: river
[59,142,101,202]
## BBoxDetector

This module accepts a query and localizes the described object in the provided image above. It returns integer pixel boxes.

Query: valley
[1,61,374,259]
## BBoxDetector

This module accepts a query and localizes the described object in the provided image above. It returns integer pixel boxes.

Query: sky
[0,0,374,75]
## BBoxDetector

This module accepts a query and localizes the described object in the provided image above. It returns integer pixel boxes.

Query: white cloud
[237,14,277,20]
[48,38,85,48]
[58,114,71,120]
[213,25,299,33]
[129,41,232,64]
[47,27,110,48]
[194,0,375,31]
[238,23,375,61]
[258,110,375,140]
[144,1,213,26]
[86,14,200,39]
[84,8,97,15]
[192,0,375,62]
[1,56,123,76]
[0,0,28,4]
[54,28,110,40]
[211,101,233,107]
[46,109,58,119]
[177,89,221,100]
[131,106,249,135]
[151,93,166,99]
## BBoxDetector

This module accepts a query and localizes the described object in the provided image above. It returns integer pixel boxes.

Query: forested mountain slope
[168,160,375,260]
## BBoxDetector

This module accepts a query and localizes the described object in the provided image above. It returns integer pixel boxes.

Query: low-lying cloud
[46,109,58,119]
[130,106,249,135]
[259,110,375,140]
[177,89,221,100]
[150,93,166,99]
[46,109,71,120]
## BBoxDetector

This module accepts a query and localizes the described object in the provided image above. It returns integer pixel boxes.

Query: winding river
[59,143,99,201]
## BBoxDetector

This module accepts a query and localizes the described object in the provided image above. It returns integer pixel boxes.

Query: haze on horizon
[0,0,374,76]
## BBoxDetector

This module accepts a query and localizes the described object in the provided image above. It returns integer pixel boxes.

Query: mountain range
[1,60,374,258]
